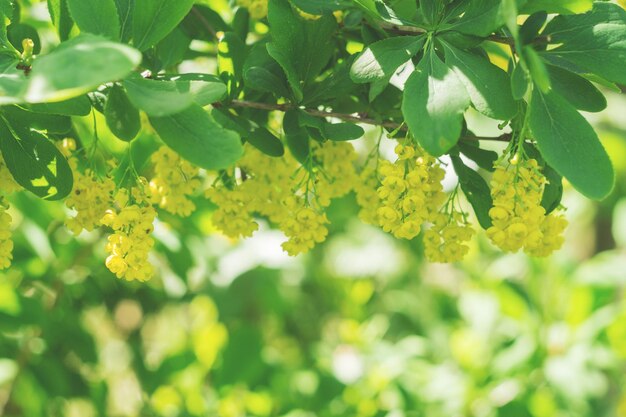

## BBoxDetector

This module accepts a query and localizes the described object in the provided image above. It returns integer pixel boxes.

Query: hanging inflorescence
[0,131,568,280]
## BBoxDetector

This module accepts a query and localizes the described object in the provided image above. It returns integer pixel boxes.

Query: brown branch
[226,100,511,142]
[375,22,553,47]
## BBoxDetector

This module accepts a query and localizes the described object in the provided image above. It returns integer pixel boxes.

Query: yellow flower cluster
[312,141,359,207]
[280,197,329,256]
[206,186,259,238]
[239,145,295,223]
[65,170,115,236]
[101,185,156,282]
[354,167,381,225]
[149,146,202,217]
[208,142,357,256]
[60,138,116,235]
[424,212,474,263]
[487,157,567,256]
[236,0,268,19]
[207,145,300,239]
[0,199,13,270]
[377,144,446,239]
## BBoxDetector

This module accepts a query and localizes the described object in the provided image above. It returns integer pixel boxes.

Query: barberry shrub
[0,0,623,278]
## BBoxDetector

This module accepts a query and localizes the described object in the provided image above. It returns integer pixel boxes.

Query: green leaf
[297,111,364,141]
[290,0,350,14]
[247,127,285,157]
[420,0,445,26]
[24,34,141,103]
[0,56,27,105]
[443,0,507,37]
[217,31,247,80]
[521,0,592,15]
[123,77,194,116]
[27,95,92,116]
[541,163,563,214]
[510,64,530,100]
[0,118,73,200]
[458,141,498,172]
[350,36,424,83]
[352,0,415,26]
[47,0,74,41]
[520,11,547,45]
[283,110,310,165]
[211,107,252,137]
[546,65,606,113]
[523,46,551,93]
[181,5,230,41]
[3,105,71,135]
[67,0,120,40]
[541,2,626,85]
[105,84,140,141]
[157,73,228,106]
[402,51,470,156]
[244,66,291,98]
[132,0,194,51]
[149,104,243,170]
[529,88,614,200]
[266,0,337,102]
[451,155,493,229]
[442,42,516,120]
[322,122,365,141]
[114,0,134,43]
[155,28,191,70]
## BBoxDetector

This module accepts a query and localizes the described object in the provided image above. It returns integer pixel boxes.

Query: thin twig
[225,100,511,142]
[376,22,552,47]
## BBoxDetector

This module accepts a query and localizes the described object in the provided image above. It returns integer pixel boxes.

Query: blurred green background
[3,1,626,417]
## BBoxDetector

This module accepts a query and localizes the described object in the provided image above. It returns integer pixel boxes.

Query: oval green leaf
[105,85,141,142]
[149,104,243,170]
[0,118,73,200]
[529,88,614,200]
[24,34,141,103]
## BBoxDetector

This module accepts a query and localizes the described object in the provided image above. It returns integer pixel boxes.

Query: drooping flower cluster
[206,145,296,239]
[487,157,567,256]
[101,184,156,282]
[207,142,359,256]
[236,0,268,19]
[424,211,475,263]
[312,141,359,207]
[149,146,202,217]
[206,186,259,239]
[376,144,446,240]
[59,138,116,235]
[280,197,329,256]
[354,167,381,225]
